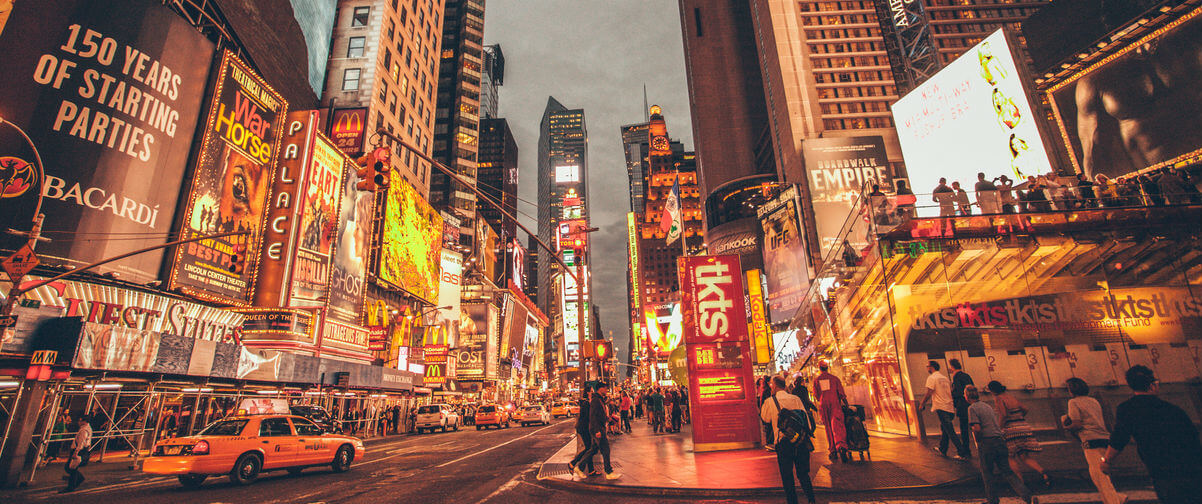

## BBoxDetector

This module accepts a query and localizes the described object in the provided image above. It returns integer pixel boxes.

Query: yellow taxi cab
[567,401,580,416]
[550,402,570,418]
[473,404,510,430]
[143,400,366,488]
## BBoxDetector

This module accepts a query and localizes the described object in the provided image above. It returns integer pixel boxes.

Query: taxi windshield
[525,406,541,412]
[478,406,495,413]
[198,419,248,436]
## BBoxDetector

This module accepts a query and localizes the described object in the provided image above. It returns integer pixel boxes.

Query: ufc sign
[680,255,749,344]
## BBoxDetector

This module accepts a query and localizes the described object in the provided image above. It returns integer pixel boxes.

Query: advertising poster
[456,302,494,380]
[0,0,214,283]
[290,134,342,304]
[319,318,370,357]
[745,270,773,365]
[757,187,811,325]
[510,239,526,291]
[378,174,442,303]
[328,107,367,155]
[801,136,890,254]
[326,149,373,323]
[892,29,1052,213]
[1047,10,1202,179]
[170,50,287,304]
[503,297,529,369]
[431,249,463,345]
[679,255,759,451]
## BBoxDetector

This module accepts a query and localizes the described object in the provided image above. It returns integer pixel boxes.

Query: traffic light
[354,152,375,191]
[228,244,246,275]
[595,340,612,361]
[371,146,391,190]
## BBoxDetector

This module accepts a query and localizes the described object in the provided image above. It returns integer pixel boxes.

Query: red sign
[2,243,39,279]
[329,108,367,155]
[679,254,759,451]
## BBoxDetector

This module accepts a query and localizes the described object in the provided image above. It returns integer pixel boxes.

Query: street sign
[1,243,38,279]
[0,315,17,328]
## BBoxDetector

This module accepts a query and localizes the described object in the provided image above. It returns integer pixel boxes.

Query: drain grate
[540,461,622,479]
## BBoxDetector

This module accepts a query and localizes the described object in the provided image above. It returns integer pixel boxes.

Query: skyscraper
[477,118,518,247]
[430,0,486,245]
[480,44,504,119]
[621,122,650,213]
[324,0,444,196]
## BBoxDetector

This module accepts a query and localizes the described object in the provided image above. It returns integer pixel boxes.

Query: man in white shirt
[760,376,816,504]
[62,415,92,493]
[921,361,968,460]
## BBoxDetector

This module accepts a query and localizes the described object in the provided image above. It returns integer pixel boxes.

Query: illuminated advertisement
[255,110,314,307]
[290,134,342,304]
[0,0,215,283]
[503,296,530,364]
[643,303,682,356]
[892,29,1052,213]
[326,144,373,323]
[378,174,442,302]
[456,302,494,380]
[802,136,889,254]
[477,218,498,283]
[510,239,526,291]
[679,255,759,451]
[328,107,367,155]
[319,319,370,357]
[627,212,641,318]
[171,50,287,304]
[432,249,463,346]
[757,186,811,325]
[745,270,772,365]
[1046,9,1202,179]
[555,165,580,183]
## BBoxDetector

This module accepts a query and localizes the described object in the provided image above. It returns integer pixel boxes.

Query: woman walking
[987,381,1050,486]
[1062,378,1124,504]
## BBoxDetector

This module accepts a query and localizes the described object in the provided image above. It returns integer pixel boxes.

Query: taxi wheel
[178,475,206,489]
[229,453,262,485]
[453,422,459,431]
[331,445,354,473]
[441,424,448,432]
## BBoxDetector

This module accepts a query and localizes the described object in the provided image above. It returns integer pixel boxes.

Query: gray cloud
[484,0,694,364]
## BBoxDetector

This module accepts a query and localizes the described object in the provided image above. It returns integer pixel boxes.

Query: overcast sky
[483,0,694,364]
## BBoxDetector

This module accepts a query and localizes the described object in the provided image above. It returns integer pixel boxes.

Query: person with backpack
[760,376,816,504]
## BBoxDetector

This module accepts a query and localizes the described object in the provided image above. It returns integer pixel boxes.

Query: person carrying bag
[760,376,816,504]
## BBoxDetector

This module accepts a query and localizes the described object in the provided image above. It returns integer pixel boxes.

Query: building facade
[477,118,518,248]
[480,44,504,119]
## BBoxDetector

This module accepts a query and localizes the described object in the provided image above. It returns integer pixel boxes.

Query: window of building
[347,36,365,58]
[382,48,391,68]
[693,8,703,36]
[385,20,394,41]
[342,68,361,90]
[378,79,388,103]
[351,6,370,27]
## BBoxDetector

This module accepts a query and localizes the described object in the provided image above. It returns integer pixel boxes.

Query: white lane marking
[473,462,539,504]
[61,476,174,496]
[436,420,570,468]
[828,489,1157,504]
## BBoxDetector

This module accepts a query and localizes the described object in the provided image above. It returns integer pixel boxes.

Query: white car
[415,404,461,433]
[519,405,551,426]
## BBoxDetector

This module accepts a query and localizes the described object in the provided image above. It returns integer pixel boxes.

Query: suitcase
[842,404,871,460]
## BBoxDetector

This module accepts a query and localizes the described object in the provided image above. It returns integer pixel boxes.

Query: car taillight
[191,440,210,455]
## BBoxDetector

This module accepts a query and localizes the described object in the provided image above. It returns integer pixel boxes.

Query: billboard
[802,136,890,254]
[0,0,215,283]
[289,134,342,305]
[679,254,759,451]
[327,148,374,323]
[255,111,314,307]
[432,249,463,345]
[892,29,1052,212]
[510,239,526,291]
[328,107,367,155]
[170,50,287,304]
[745,270,773,365]
[458,302,496,379]
[378,176,443,302]
[1046,9,1202,179]
[503,296,530,366]
[757,186,811,324]
[555,165,580,183]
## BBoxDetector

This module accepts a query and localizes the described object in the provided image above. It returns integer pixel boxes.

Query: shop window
[342,68,361,91]
[351,6,370,27]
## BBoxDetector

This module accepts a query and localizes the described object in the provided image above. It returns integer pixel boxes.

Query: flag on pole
[661,176,682,245]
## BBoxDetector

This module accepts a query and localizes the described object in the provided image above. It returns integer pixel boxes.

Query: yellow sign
[31,350,57,365]
[745,270,772,364]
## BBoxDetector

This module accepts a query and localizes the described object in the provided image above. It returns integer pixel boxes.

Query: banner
[327,152,372,323]
[170,50,287,304]
[289,133,342,305]
[0,0,215,283]
[378,173,442,303]
[432,249,463,345]
[801,136,890,255]
[502,297,528,369]
[757,186,811,324]
[679,254,759,451]
[328,107,367,155]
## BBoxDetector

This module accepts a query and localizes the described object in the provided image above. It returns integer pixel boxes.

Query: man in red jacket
[813,361,849,462]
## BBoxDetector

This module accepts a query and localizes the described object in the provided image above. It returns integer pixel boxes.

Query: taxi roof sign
[239,398,290,415]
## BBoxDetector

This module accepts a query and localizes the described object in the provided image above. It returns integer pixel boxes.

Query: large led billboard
[378,177,443,302]
[171,51,287,304]
[0,0,214,283]
[432,249,463,345]
[892,29,1052,211]
[1045,9,1202,180]
[555,165,580,183]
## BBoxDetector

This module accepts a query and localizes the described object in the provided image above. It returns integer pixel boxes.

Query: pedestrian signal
[595,340,612,361]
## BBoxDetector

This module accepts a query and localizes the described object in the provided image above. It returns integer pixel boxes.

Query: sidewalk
[537,419,1147,497]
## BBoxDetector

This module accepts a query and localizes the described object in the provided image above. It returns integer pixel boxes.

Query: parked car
[289,405,341,433]
[519,405,551,426]
[414,404,460,433]
[142,415,365,488]
[474,404,510,430]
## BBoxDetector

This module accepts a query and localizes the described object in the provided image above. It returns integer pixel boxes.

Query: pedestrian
[1103,365,1202,504]
[986,381,1049,486]
[567,386,595,477]
[952,181,972,215]
[995,175,1017,214]
[967,385,1037,504]
[1076,173,1096,208]
[922,361,969,460]
[1158,167,1190,205]
[975,173,1001,214]
[620,392,633,434]
[759,376,775,449]
[813,361,850,462]
[670,388,684,433]
[788,374,819,418]
[933,178,955,217]
[61,414,92,493]
[949,359,974,458]
[650,387,666,434]
[576,383,620,480]
[1061,378,1124,504]
[634,391,644,419]
[760,376,816,504]
[894,180,917,220]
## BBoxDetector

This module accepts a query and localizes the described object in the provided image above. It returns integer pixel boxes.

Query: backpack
[772,395,814,452]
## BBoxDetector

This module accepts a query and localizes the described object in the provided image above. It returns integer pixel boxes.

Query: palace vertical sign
[679,255,759,451]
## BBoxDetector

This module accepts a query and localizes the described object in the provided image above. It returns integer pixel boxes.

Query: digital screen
[696,372,746,402]
[892,29,1053,214]
[693,343,744,370]
[555,165,580,183]
[378,175,443,302]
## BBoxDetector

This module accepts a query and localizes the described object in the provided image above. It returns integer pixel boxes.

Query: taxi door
[256,417,298,469]
[290,417,334,465]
